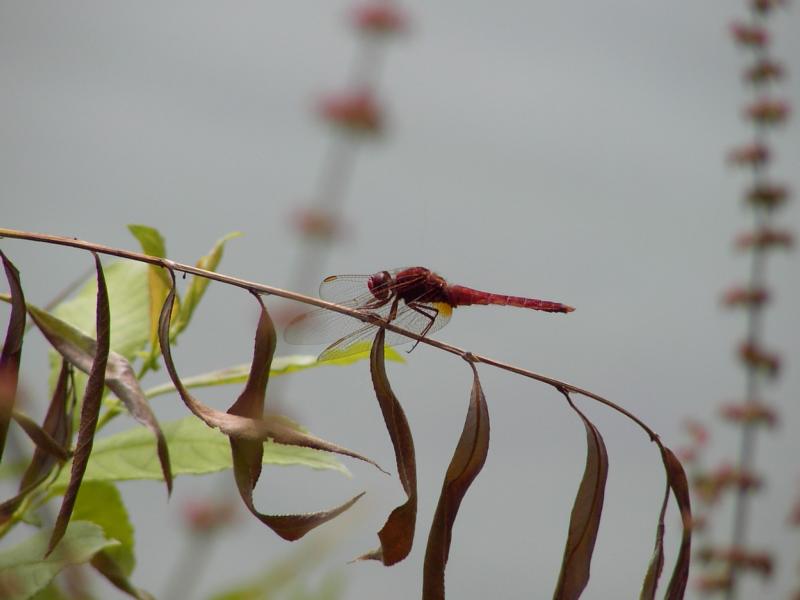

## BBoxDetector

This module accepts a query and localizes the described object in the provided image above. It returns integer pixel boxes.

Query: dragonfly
[284,266,575,361]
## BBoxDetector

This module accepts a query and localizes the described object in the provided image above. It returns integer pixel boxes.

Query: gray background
[1,1,798,598]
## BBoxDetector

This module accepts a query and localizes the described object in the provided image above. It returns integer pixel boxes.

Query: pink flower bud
[319,89,384,135]
[695,573,732,593]
[746,183,790,210]
[182,499,236,534]
[685,419,710,446]
[738,341,781,377]
[746,99,791,125]
[727,143,770,167]
[291,208,341,241]
[719,401,777,427]
[721,286,770,308]
[730,22,769,47]
[744,59,785,84]
[677,446,698,463]
[352,2,408,35]
[751,0,787,14]
[735,228,794,250]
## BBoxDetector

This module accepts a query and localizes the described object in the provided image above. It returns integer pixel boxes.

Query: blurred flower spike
[319,89,384,135]
[746,182,790,210]
[182,498,236,534]
[727,143,770,167]
[730,22,769,47]
[719,401,778,428]
[721,286,770,308]
[693,463,763,504]
[292,207,342,241]
[677,446,699,464]
[745,98,791,125]
[738,341,781,377]
[751,0,788,13]
[745,59,785,84]
[352,1,408,36]
[735,228,794,250]
[790,494,800,526]
[696,546,774,577]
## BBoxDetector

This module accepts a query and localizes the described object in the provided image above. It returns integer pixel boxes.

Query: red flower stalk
[319,89,384,134]
[745,98,791,125]
[727,143,770,167]
[719,401,777,427]
[291,207,341,241]
[735,228,794,250]
[738,341,781,377]
[352,1,408,35]
[693,464,764,504]
[745,182,790,210]
[730,22,769,47]
[721,286,770,308]
[745,59,786,84]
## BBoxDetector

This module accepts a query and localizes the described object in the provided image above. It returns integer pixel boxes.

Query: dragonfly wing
[318,275,374,306]
[317,301,452,360]
[284,301,395,345]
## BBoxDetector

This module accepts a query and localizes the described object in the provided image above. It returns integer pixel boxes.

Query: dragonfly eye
[368,271,391,300]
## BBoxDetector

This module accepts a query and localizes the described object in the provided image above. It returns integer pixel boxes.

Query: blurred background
[1,1,798,598]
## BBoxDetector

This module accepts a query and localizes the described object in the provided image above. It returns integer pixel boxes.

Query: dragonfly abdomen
[447,285,574,313]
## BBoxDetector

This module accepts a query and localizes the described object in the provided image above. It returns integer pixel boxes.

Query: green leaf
[71,482,135,576]
[0,521,118,600]
[51,261,149,362]
[53,416,350,487]
[127,225,166,259]
[171,231,241,337]
[145,348,404,399]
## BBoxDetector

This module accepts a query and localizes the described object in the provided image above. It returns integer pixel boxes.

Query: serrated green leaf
[0,521,118,600]
[52,416,349,487]
[145,347,404,399]
[71,482,135,576]
[171,232,241,337]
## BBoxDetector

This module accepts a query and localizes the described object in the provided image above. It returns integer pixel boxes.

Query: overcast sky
[1,1,799,599]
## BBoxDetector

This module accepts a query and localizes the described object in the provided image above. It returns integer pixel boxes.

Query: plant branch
[0,227,662,444]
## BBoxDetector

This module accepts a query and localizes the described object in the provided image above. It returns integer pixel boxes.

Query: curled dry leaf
[553,390,608,600]
[0,250,26,461]
[27,302,172,495]
[357,327,417,565]
[640,482,670,599]
[660,446,692,600]
[423,361,490,600]
[157,273,376,540]
[10,410,70,462]
[47,253,111,556]
[0,360,72,524]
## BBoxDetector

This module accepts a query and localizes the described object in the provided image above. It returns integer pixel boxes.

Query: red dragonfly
[285,267,574,361]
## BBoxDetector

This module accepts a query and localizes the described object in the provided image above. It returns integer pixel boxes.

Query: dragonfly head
[368,270,392,301]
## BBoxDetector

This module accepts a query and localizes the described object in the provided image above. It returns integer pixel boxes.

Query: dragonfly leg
[406,302,439,353]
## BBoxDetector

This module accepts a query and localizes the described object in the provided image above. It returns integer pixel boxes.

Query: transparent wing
[283,301,393,345]
[317,301,452,361]
[317,267,415,305]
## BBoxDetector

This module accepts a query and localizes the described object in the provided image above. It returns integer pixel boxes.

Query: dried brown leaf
[0,250,26,461]
[11,409,70,461]
[661,446,692,600]
[553,391,608,600]
[639,482,669,600]
[157,277,371,540]
[357,327,417,565]
[423,361,490,600]
[0,360,72,524]
[27,303,173,494]
[47,253,110,556]
[91,550,155,600]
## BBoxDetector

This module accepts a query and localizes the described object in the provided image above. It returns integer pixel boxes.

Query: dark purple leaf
[423,362,490,600]
[47,253,110,556]
[358,327,417,565]
[0,250,25,461]
[661,446,692,600]
[553,391,608,600]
